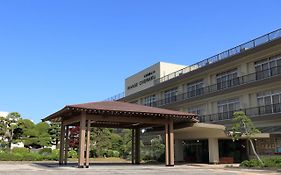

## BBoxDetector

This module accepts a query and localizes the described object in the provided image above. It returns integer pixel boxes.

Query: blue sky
[0,0,281,123]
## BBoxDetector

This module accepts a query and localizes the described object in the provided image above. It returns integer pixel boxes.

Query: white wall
[125,62,186,96]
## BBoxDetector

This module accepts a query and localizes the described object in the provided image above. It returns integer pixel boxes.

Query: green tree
[92,128,113,157]
[21,120,51,148]
[49,122,60,149]
[231,111,263,166]
[120,129,132,158]
[0,112,22,151]
[150,137,165,160]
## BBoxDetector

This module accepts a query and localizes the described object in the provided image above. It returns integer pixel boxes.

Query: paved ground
[0,162,280,175]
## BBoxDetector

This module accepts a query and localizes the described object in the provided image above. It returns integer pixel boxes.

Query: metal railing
[154,28,281,85]
[104,92,125,101]
[106,28,281,101]
[199,103,281,123]
[142,65,281,107]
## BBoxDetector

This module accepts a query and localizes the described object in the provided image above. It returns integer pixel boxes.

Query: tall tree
[231,111,264,166]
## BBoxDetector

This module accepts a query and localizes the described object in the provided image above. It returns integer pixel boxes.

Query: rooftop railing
[106,28,281,100]
[199,103,281,123]
[154,28,281,85]
[143,65,281,107]
[104,92,125,101]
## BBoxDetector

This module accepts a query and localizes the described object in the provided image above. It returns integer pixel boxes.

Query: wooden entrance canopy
[42,101,198,167]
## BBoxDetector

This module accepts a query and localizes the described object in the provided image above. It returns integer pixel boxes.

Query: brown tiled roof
[42,101,198,122]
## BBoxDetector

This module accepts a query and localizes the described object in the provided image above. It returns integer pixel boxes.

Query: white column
[208,138,219,164]
[174,139,184,162]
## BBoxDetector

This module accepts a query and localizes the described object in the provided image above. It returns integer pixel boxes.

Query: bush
[48,149,59,160]
[240,160,262,167]
[38,148,52,156]
[0,148,59,161]
[240,157,281,168]
[106,150,120,157]
[68,150,78,158]
[0,152,23,161]
[20,152,43,161]
[12,147,30,154]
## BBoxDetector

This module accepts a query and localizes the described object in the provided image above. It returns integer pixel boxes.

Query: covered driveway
[42,101,198,168]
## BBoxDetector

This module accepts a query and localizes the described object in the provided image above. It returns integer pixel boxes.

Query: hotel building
[109,28,281,163]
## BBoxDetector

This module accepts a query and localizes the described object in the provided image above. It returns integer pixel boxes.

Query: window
[143,95,156,107]
[188,105,205,122]
[217,98,240,120]
[164,88,178,104]
[188,106,205,116]
[255,55,281,80]
[216,69,239,90]
[187,80,204,98]
[257,89,281,114]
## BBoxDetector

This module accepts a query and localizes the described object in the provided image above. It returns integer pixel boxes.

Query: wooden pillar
[85,120,91,168]
[131,129,135,164]
[59,123,65,165]
[78,112,86,168]
[169,120,174,166]
[135,128,140,164]
[165,122,169,166]
[64,126,69,165]
[165,120,174,166]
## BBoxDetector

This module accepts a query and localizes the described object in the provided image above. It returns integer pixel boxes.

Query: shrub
[112,150,120,157]
[240,157,281,168]
[68,150,78,158]
[0,152,22,161]
[38,148,52,156]
[12,147,30,154]
[240,160,262,167]
[20,152,43,161]
[48,149,59,160]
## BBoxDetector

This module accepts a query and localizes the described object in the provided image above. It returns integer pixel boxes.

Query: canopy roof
[42,101,198,126]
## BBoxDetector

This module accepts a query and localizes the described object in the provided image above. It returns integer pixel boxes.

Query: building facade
[112,28,281,163]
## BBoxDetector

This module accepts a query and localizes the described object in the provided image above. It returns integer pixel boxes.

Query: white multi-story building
[108,28,281,163]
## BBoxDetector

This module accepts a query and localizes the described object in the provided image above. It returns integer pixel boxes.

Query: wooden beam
[64,126,69,165]
[85,120,91,168]
[135,128,140,164]
[63,115,80,126]
[87,114,168,125]
[59,123,65,165]
[78,112,86,168]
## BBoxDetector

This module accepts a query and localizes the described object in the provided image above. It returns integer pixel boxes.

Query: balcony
[147,65,281,107]
[154,28,281,85]
[199,103,281,123]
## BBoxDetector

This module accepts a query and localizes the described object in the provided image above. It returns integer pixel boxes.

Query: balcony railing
[104,92,125,101]
[199,103,281,123]
[144,65,281,107]
[154,28,281,85]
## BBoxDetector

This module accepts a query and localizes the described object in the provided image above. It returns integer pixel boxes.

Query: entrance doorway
[219,139,248,163]
[183,139,209,163]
